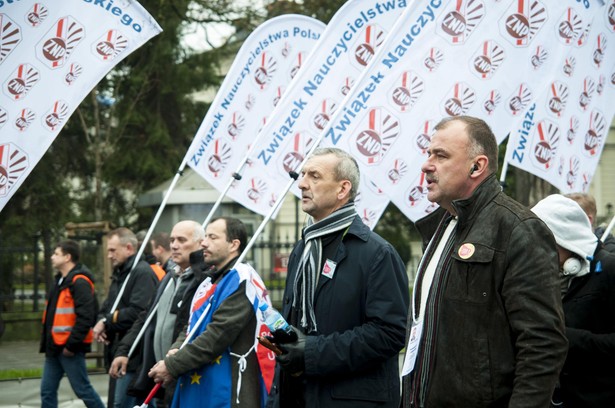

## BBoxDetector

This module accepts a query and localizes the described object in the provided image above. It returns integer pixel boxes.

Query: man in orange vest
[40,239,104,408]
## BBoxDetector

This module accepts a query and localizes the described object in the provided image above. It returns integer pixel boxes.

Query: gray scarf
[293,202,356,333]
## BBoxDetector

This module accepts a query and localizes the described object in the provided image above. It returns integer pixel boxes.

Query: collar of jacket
[296,214,368,250]
[345,214,370,242]
[415,174,501,244]
[115,253,139,278]
[56,264,95,290]
[209,256,240,283]
[293,215,367,269]
[325,215,369,267]
[450,174,501,228]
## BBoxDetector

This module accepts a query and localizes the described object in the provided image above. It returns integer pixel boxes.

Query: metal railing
[0,235,297,314]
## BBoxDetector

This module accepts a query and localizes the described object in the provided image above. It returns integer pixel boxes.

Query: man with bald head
[401,116,567,407]
[110,220,205,407]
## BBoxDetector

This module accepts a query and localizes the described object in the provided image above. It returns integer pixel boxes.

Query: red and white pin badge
[458,243,475,259]
[321,259,337,279]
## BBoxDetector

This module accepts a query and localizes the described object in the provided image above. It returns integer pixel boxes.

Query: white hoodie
[531,194,598,278]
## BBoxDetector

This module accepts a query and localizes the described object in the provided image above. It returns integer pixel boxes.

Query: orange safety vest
[43,274,94,346]
[150,263,165,281]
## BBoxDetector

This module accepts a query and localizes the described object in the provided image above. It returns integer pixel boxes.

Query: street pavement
[0,340,407,407]
[0,340,108,407]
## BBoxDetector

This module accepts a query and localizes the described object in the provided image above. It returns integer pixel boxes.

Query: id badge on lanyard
[401,318,423,376]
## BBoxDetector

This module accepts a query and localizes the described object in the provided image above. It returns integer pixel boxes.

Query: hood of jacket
[532,194,598,275]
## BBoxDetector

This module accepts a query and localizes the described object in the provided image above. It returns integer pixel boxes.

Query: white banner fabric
[505,1,615,194]
[184,14,326,217]
[230,0,409,228]
[317,0,612,222]
[0,0,162,213]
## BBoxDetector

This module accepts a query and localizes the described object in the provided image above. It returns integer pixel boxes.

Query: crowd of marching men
[40,117,615,408]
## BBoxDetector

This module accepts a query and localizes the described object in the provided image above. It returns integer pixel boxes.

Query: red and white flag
[317,0,613,222]
[505,1,615,193]
[232,0,409,228]
[0,1,162,213]
[185,15,326,213]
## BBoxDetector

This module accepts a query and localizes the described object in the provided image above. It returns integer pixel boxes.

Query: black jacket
[404,175,567,408]
[98,254,158,370]
[594,226,615,253]
[40,264,98,356]
[268,215,409,408]
[559,246,615,407]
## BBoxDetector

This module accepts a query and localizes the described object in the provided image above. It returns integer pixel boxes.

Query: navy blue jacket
[268,215,409,408]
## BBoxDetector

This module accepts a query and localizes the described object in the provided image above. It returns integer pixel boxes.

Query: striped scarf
[410,214,457,407]
[293,202,356,333]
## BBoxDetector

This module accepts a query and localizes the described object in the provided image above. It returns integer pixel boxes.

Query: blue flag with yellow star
[171,263,274,407]
[171,270,240,408]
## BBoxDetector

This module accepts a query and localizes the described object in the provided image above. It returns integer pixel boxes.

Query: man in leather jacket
[401,116,567,408]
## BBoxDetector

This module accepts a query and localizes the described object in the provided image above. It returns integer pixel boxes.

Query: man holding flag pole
[109,220,204,408]
[148,217,274,408]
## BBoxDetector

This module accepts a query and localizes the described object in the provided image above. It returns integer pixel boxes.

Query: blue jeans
[40,352,105,408]
[114,372,153,408]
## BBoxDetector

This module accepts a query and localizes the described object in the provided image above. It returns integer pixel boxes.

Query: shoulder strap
[71,274,95,294]
[150,263,166,281]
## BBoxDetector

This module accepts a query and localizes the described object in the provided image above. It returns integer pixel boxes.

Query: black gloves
[276,326,306,376]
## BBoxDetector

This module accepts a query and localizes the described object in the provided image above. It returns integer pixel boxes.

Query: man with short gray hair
[268,147,409,407]
[93,227,158,408]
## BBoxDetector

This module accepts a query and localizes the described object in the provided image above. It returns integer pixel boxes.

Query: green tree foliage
[261,0,347,23]
[374,203,416,266]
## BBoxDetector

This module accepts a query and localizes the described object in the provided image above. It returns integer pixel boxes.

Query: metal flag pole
[110,158,188,314]
[600,214,615,243]
[135,277,213,408]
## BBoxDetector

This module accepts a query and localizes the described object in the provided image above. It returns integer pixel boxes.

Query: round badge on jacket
[458,243,475,259]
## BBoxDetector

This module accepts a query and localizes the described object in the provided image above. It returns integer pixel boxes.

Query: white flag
[0,1,162,214]
[0,0,161,213]
[318,0,612,222]
[232,0,409,227]
[504,2,615,193]
[185,14,325,214]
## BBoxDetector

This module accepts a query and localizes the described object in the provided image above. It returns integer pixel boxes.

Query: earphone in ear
[469,164,479,175]
[562,257,582,276]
